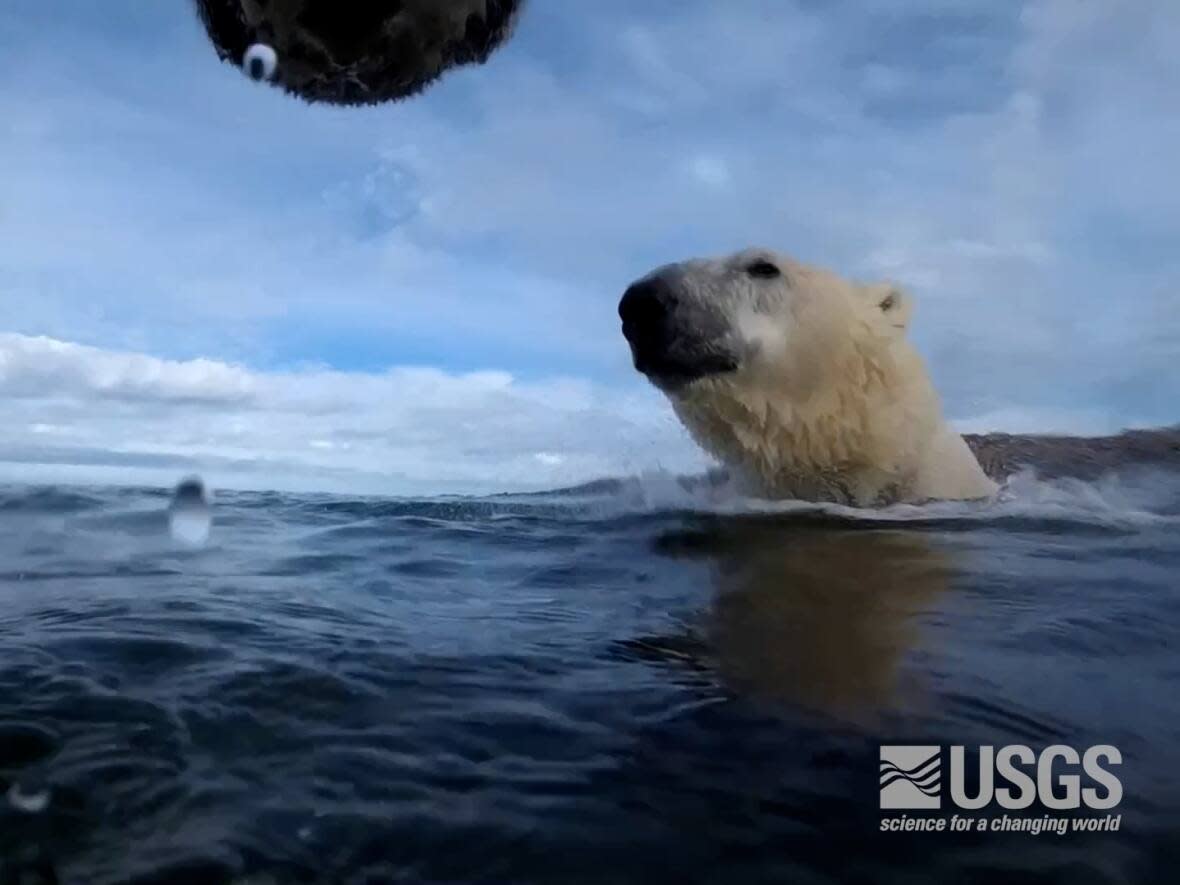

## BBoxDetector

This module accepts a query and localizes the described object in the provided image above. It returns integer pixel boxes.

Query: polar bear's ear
[863,282,912,337]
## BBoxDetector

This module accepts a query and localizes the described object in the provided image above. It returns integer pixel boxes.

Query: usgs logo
[880,745,1122,811]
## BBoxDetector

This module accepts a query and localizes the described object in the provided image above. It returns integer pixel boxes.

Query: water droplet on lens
[169,475,212,547]
[243,43,278,82]
[7,780,51,814]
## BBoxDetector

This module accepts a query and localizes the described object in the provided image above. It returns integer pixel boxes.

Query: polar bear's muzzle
[619,274,738,390]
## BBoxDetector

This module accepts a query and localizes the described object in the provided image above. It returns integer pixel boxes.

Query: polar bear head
[619,248,912,396]
[617,248,967,504]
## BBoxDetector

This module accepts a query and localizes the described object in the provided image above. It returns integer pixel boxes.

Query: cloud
[0,334,705,493]
[0,334,258,403]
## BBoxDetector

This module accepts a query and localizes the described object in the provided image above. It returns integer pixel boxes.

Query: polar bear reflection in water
[622,519,953,719]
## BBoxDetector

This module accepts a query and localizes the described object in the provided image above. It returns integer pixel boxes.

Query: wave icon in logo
[880,746,941,809]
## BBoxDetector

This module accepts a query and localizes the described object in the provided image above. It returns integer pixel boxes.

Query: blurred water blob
[168,476,213,547]
[6,780,51,814]
[243,42,278,81]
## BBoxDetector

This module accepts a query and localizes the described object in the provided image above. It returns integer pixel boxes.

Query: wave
[502,471,1179,537]
[521,427,1180,529]
[2,426,1178,536]
[5,473,1176,537]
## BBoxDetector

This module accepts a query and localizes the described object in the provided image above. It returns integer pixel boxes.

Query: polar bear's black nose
[619,270,739,387]
[619,278,677,345]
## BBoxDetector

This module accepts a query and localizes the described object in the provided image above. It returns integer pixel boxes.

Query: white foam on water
[544,467,1180,530]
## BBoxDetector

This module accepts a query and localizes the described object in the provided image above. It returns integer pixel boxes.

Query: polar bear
[618,248,997,506]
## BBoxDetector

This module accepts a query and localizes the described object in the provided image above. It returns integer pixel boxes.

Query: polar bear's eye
[746,260,781,280]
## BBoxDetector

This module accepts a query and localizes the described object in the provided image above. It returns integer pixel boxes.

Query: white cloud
[0,334,706,494]
[0,334,258,403]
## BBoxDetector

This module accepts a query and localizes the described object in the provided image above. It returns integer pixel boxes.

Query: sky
[1,0,1177,494]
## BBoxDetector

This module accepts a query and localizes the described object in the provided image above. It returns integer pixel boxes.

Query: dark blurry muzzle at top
[195,0,525,106]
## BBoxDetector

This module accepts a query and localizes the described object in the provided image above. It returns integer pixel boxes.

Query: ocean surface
[1,469,1179,884]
